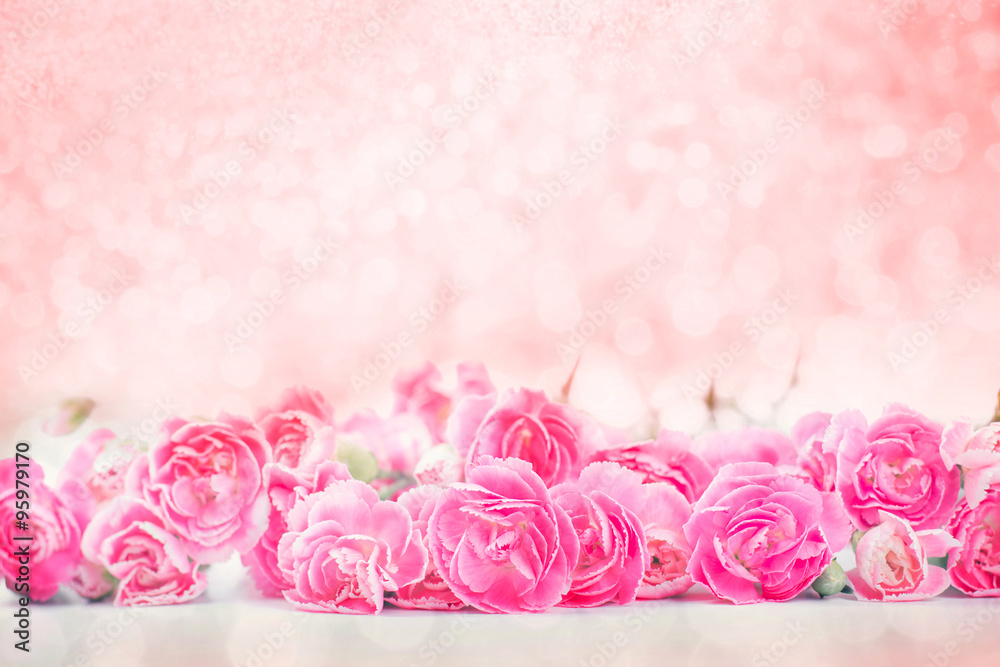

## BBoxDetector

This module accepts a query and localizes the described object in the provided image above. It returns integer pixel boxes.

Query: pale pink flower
[413,444,464,486]
[242,461,353,597]
[1,458,81,601]
[57,428,139,513]
[277,479,428,614]
[81,497,207,606]
[696,427,797,473]
[684,462,852,604]
[263,385,335,424]
[589,428,713,502]
[68,559,114,600]
[256,386,336,470]
[832,404,960,530]
[552,462,648,607]
[42,397,96,436]
[453,361,496,401]
[846,511,958,602]
[790,412,837,492]
[55,429,141,601]
[945,487,1000,596]
[635,482,694,599]
[392,361,495,442]
[341,409,435,480]
[391,485,465,610]
[426,456,579,613]
[448,388,604,487]
[125,413,272,563]
[940,420,1000,509]
[392,363,451,442]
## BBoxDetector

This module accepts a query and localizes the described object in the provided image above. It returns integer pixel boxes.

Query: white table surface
[2,557,999,667]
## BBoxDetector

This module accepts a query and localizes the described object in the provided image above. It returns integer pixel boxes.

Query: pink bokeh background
[2,0,1000,454]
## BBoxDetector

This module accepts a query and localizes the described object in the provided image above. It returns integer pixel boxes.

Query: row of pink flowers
[4,362,1000,611]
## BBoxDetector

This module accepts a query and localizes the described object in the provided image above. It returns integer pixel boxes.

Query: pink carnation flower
[832,404,960,531]
[126,413,272,563]
[846,511,958,602]
[413,444,465,486]
[81,497,208,606]
[277,479,428,613]
[448,388,604,487]
[57,428,139,512]
[69,559,114,600]
[391,485,465,610]
[1,458,81,601]
[945,487,1000,596]
[341,409,435,480]
[242,461,353,597]
[54,429,141,600]
[940,420,1000,509]
[264,385,335,424]
[256,386,336,470]
[588,428,713,502]
[635,482,694,599]
[696,427,797,473]
[684,462,852,604]
[392,361,495,442]
[790,412,837,492]
[427,456,579,613]
[552,463,648,607]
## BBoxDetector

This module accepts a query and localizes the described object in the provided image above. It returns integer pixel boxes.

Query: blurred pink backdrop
[2,0,999,458]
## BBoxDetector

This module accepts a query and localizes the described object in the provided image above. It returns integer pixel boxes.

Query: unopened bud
[43,397,96,436]
[335,436,379,483]
[811,559,847,597]
[414,444,464,486]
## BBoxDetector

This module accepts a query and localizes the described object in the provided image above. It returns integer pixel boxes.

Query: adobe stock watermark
[887,254,1000,371]
[545,0,593,30]
[351,278,467,393]
[18,268,135,384]
[212,0,250,19]
[716,81,829,202]
[57,396,179,511]
[749,620,807,667]
[682,288,797,401]
[341,0,408,65]
[51,66,169,179]
[67,606,141,666]
[406,616,476,666]
[119,396,181,449]
[176,106,303,226]
[384,69,501,192]
[843,121,962,243]
[512,116,625,233]
[578,605,660,667]
[556,245,670,364]
[672,0,754,71]
[237,619,299,667]
[923,598,1000,667]
[88,396,179,479]
[878,0,946,38]
[2,0,72,51]
[224,232,345,351]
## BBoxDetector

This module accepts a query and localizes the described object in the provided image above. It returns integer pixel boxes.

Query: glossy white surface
[3,557,998,667]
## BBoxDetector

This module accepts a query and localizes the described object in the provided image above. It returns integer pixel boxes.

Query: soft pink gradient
[1,1,1000,455]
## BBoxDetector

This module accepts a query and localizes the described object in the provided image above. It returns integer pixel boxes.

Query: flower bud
[414,444,464,486]
[43,398,96,436]
[811,559,847,597]
[851,529,865,552]
[335,436,379,483]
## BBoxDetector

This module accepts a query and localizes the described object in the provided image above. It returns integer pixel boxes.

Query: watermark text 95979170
[11,441,32,653]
